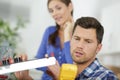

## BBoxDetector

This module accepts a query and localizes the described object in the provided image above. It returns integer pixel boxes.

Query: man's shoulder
[91,66,118,80]
[86,59,118,79]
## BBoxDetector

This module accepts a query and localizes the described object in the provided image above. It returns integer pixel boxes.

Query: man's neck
[76,58,96,75]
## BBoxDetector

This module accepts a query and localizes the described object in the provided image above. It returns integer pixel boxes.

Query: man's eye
[86,40,92,43]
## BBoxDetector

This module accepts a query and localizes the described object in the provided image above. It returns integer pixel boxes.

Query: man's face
[70,26,102,64]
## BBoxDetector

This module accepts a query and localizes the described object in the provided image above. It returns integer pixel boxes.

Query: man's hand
[14,54,33,80]
[47,61,60,80]
[14,70,31,80]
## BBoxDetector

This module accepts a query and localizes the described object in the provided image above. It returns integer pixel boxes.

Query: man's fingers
[14,72,23,80]
[15,53,27,61]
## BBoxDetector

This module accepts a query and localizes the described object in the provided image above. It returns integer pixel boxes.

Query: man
[15,17,118,80]
[70,17,118,80]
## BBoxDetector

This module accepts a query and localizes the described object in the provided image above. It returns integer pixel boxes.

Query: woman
[15,0,74,80]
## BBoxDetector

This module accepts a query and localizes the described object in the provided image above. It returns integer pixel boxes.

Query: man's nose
[77,40,84,49]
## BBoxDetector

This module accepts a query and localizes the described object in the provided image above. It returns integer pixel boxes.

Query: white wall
[72,0,101,20]
[100,2,120,54]
[97,1,120,67]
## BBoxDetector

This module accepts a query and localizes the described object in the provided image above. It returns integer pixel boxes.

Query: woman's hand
[64,20,74,42]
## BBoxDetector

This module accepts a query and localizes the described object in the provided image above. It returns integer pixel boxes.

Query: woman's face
[48,0,72,27]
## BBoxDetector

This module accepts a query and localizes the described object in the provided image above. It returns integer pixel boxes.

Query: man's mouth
[75,52,83,57]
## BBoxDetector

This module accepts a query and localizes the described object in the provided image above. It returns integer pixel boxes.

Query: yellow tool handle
[59,64,78,80]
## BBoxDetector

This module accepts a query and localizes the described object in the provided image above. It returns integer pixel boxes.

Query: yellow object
[59,64,78,80]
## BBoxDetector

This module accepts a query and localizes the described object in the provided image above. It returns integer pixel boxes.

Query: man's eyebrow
[85,39,93,41]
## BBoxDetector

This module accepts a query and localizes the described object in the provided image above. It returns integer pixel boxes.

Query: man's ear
[96,44,102,54]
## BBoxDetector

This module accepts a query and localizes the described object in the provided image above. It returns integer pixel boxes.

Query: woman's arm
[64,41,73,64]
[35,27,56,71]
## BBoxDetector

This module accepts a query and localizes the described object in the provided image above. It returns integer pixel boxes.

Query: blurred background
[0,0,120,79]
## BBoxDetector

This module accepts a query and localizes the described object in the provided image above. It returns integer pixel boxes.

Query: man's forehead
[73,26,97,39]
